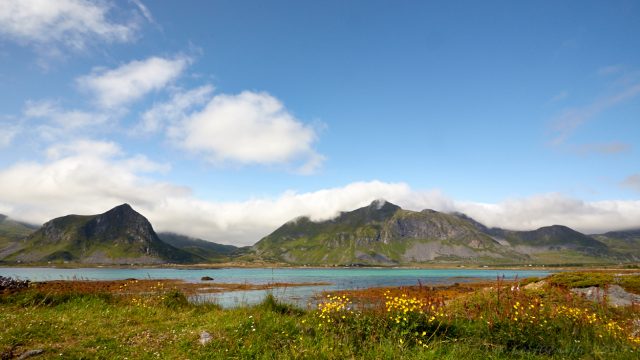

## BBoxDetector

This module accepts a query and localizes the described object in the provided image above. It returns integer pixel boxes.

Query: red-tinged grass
[29,278,329,296]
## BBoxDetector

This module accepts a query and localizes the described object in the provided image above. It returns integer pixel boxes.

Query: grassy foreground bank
[1,274,639,359]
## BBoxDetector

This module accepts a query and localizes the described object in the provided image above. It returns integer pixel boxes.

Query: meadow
[1,273,639,359]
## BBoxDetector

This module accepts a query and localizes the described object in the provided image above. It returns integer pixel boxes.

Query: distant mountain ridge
[158,232,250,262]
[254,200,630,265]
[592,228,640,261]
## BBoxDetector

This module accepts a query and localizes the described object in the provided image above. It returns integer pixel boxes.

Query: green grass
[548,272,640,294]
[2,278,639,359]
[530,251,613,265]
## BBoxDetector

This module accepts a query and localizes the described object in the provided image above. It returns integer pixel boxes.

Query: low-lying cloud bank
[0,140,638,246]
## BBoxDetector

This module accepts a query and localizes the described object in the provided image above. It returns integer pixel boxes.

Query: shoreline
[1,261,637,271]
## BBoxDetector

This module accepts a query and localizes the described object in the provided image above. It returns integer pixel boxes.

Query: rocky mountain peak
[340,199,400,224]
[85,204,155,244]
[368,199,400,211]
[100,203,137,219]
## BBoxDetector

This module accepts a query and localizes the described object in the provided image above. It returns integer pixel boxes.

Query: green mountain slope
[0,215,37,239]
[254,200,526,265]
[158,232,250,262]
[3,204,203,264]
[592,229,640,260]
[0,215,38,259]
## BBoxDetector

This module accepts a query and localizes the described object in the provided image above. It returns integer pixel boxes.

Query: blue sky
[0,0,639,245]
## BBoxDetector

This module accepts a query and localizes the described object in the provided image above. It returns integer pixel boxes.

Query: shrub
[258,293,303,315]
[162,290,189,309]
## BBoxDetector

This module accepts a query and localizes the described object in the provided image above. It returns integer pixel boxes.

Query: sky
[0,0,639,246]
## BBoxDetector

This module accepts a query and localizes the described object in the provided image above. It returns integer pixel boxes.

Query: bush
[258,293,303,315]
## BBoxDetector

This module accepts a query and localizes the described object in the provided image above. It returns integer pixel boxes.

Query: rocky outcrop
[0,276,30,293]
[571,285,640,307]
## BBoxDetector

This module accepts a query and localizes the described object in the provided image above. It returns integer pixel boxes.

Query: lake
[0,267,552,308]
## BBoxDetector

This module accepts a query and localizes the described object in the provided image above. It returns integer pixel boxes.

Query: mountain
[452,212,609,259]
[0,215,38,259]
[487,225,609,264]
[592,229,640,260]
[254,200,619,265]
[1,201,631,266]
[158,232,250,262]
[2,204,204,264]
[498,225,608,253]
[254,200,527,265]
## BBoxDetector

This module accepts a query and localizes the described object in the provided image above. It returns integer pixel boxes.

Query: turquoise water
[0,267,552,308]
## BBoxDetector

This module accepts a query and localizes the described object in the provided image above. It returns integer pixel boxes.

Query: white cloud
[24,99,108,130]
[0,139,180,222]
[170,91,324,173]
[77,56,189,108]
[1,144,639,246]
[456,194,640,235]
[131,0,154,24]
[137,85,214,134]
[0,0,143,51]
[45,139,122,159]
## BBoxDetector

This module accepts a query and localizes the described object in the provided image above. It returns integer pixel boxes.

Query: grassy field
[1,274,639,359]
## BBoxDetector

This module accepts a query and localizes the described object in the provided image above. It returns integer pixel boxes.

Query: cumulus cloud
[169,91,324,173]
[0,0,144,52]
[0,154,448,245]
[0,139,180,223]
[77,56,189,108]
[1,142,639,246]
[137,85,214,134]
